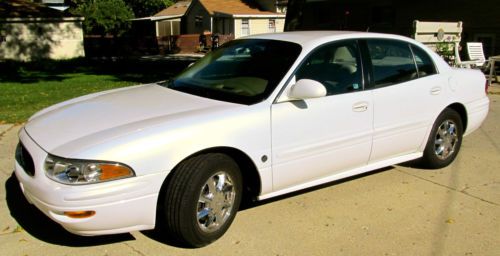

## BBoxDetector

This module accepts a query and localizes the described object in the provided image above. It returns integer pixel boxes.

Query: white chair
[454,42,479,68]
[466,42,486,67]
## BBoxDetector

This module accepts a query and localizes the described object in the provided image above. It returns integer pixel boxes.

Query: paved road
[0,94,499,256]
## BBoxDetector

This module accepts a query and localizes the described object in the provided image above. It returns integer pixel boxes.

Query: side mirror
[289,79,327,100]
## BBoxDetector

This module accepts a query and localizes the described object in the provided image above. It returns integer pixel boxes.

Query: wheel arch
[446,103,468,132]
[156,147,262,218]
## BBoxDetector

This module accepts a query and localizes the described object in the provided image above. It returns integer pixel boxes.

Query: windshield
[164,39,302,104]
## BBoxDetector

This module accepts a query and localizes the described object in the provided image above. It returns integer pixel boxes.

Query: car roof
[244,31,413,47]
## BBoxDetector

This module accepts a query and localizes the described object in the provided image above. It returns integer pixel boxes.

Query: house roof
[154,1,191,17]
[199,0,280,16]
[0,0,75,19]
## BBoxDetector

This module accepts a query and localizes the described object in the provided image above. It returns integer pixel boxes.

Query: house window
[269,19,276,33]
[195,15,203,28]
[241,19,250,36]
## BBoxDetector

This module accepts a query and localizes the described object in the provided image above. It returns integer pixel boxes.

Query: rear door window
[411,45,437,77]
[366,39,418,88]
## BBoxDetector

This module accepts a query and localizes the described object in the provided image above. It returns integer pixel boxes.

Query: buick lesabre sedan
[15,31,489,247]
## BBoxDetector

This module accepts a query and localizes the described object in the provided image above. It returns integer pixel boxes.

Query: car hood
[25,84,238,154]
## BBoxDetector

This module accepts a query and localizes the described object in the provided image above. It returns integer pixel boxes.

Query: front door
[271,40,373,191]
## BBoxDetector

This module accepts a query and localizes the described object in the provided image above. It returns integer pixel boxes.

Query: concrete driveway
[1,94,499,256]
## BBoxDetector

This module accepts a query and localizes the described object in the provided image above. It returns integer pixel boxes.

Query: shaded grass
[0,57,194,123]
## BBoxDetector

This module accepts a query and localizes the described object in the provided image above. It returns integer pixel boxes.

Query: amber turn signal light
[99,164,133,181]
[64,210,96,219]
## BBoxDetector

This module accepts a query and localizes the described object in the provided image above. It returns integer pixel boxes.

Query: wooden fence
[84,34,235,57]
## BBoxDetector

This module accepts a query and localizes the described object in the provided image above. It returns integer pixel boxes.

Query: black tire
[421,108,463,169]
[163,153,242,247]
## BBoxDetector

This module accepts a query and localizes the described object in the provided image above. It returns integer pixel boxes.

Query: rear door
[363,39,446,163]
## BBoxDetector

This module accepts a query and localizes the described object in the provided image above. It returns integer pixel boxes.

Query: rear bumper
[14,128,167,236]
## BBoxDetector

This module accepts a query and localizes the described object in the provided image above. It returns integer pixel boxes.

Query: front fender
[64,103,272,178]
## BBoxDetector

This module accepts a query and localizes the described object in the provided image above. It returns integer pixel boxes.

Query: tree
[70,0,135,36]
[127,0,174,18]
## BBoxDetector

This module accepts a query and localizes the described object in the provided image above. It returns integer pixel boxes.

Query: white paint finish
[259,152,423,200]
[25,84,235,153]
[288,79,327,99]
[15,128,162,234]
[14,31,490,237]
[370,75,448,162]
[462,97,490,136]
[271,90,373,190]
[60,101,272,176]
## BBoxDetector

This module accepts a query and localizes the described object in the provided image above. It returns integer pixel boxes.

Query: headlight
[44,155,135,185]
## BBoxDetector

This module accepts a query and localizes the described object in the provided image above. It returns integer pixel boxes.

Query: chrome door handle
[352,102,369,112]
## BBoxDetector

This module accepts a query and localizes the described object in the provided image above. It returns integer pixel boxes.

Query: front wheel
[420,108,463,169]
[163,153,242,247]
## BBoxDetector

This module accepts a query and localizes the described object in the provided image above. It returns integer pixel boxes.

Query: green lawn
[0,58,193,123]
[1,73,135,123]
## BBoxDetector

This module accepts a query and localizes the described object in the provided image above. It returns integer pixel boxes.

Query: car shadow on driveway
[4,173,135,247]
[239,166,395,211]
[141,166,395,248]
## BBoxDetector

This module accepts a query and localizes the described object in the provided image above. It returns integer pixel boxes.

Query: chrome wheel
[434,119,459,160]
[163,153,242,247]
[421,109,463,169]
[197,171,236,233]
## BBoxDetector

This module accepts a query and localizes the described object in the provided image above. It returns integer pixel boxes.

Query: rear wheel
[163,153,242,247]
[421,108,463,169]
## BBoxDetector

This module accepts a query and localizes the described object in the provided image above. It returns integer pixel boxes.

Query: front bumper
[14,128,167,235]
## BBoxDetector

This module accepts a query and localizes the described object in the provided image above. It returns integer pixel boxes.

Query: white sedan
[15,31,489,247]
